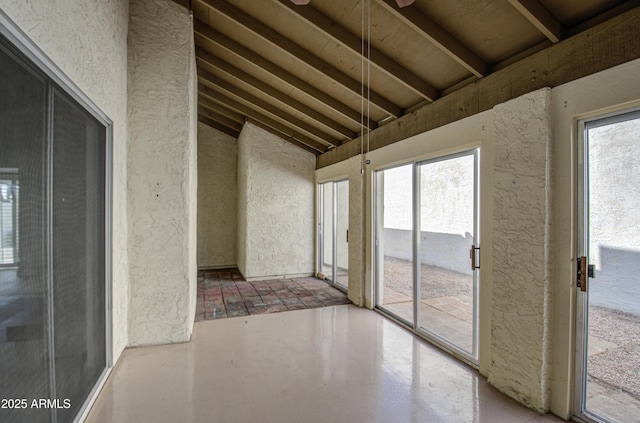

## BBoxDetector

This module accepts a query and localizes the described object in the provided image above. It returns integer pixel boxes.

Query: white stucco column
[237,122,316,280]
[127,0,198,346]
[487,88,554,412]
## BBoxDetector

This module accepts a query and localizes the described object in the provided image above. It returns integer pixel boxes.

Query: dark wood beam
[199,86,328,154]
[198,115,240,138]
[275,0,439,102]
[376,0,489,78]
[199,0,403,117]
[246,118,321,156]
[198,100,244,124]
[507,0,564,43]
[196,47,357,140]
[198,67,340,146]
[170,0,189,9]
[193,19,375,130]
[198,106,244,132]
[317,6,640,168]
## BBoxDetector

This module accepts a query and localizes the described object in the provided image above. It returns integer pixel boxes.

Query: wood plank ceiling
[174,0,638,155]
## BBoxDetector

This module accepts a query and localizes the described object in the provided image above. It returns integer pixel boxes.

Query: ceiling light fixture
[290,0,311,4]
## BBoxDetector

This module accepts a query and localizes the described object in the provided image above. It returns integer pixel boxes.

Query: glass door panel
[0,39,50,423]
[320,182,334,281]
[576,111,640,423]
[319,179,349,289]
[52,90,107,422]
[1,34,109,423]
[417,152,478,356]
[375,164,414,324]
[335,180,349,288]
[0,172,19,267]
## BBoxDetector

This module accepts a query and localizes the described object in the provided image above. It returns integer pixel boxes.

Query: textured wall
[346,157,365,305]
[197,123,237,268]
[487,88,553,412]
[237,123,315,280]
[127,0,198,346]
[0,0,130,359]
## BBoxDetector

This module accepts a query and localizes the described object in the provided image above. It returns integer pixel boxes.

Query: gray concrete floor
[85,305,563,423]
[380,256,640,423]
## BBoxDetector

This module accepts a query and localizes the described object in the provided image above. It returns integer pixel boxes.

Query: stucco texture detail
[127,0,198,346]
[237,123,316,280]
[197,123,237,268]
[487,88,553,412]
[1,0,131,359]
[347,157,365,305]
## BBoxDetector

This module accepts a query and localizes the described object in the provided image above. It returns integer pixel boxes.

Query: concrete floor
[85,305,563,423]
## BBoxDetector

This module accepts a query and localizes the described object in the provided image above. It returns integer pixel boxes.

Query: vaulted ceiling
[172,0,638,155]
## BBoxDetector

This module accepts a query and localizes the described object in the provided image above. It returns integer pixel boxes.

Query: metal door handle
[470,245,480,270]
[577,256,587,292]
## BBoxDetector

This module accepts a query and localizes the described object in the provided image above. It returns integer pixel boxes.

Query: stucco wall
[127,0,197,346]
[237,122,315,280]
[486,88,554,412]
[0,0,130,359]
[197,123,237,268]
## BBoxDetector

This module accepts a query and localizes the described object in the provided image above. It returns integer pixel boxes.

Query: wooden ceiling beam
[193,19,375,130]
[246,118,322,156]
[199,86,328,154]
[198,115,241,138]
[507,0,564,43]
[376,0,489,78]
[199,67,340,146]
[198,100,244,124]
[275,0,439,102]
[169,0,189,9]
[196,47,357,140]
[199,0,403,117]
[198,106,244,132]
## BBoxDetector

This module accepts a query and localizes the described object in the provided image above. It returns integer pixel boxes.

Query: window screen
[0,31,108,423]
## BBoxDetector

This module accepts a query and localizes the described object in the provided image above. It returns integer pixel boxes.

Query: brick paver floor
[195,268,351,321]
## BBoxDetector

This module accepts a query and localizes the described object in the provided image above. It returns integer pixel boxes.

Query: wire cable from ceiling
[361,0,371,175]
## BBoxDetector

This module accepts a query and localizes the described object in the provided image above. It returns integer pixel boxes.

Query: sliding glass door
[374,164,414,324]
[417,153,478,356]
[575,110,640,423]
[375,150,479,361]
[1,30,109,423]
[319,179,349,289]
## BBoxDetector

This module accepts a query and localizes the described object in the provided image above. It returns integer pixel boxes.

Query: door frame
[317,178,349,292]
[573,107,640,423]
[415,149,480,361]
[373,148,480,365]
[0,11,114,423]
